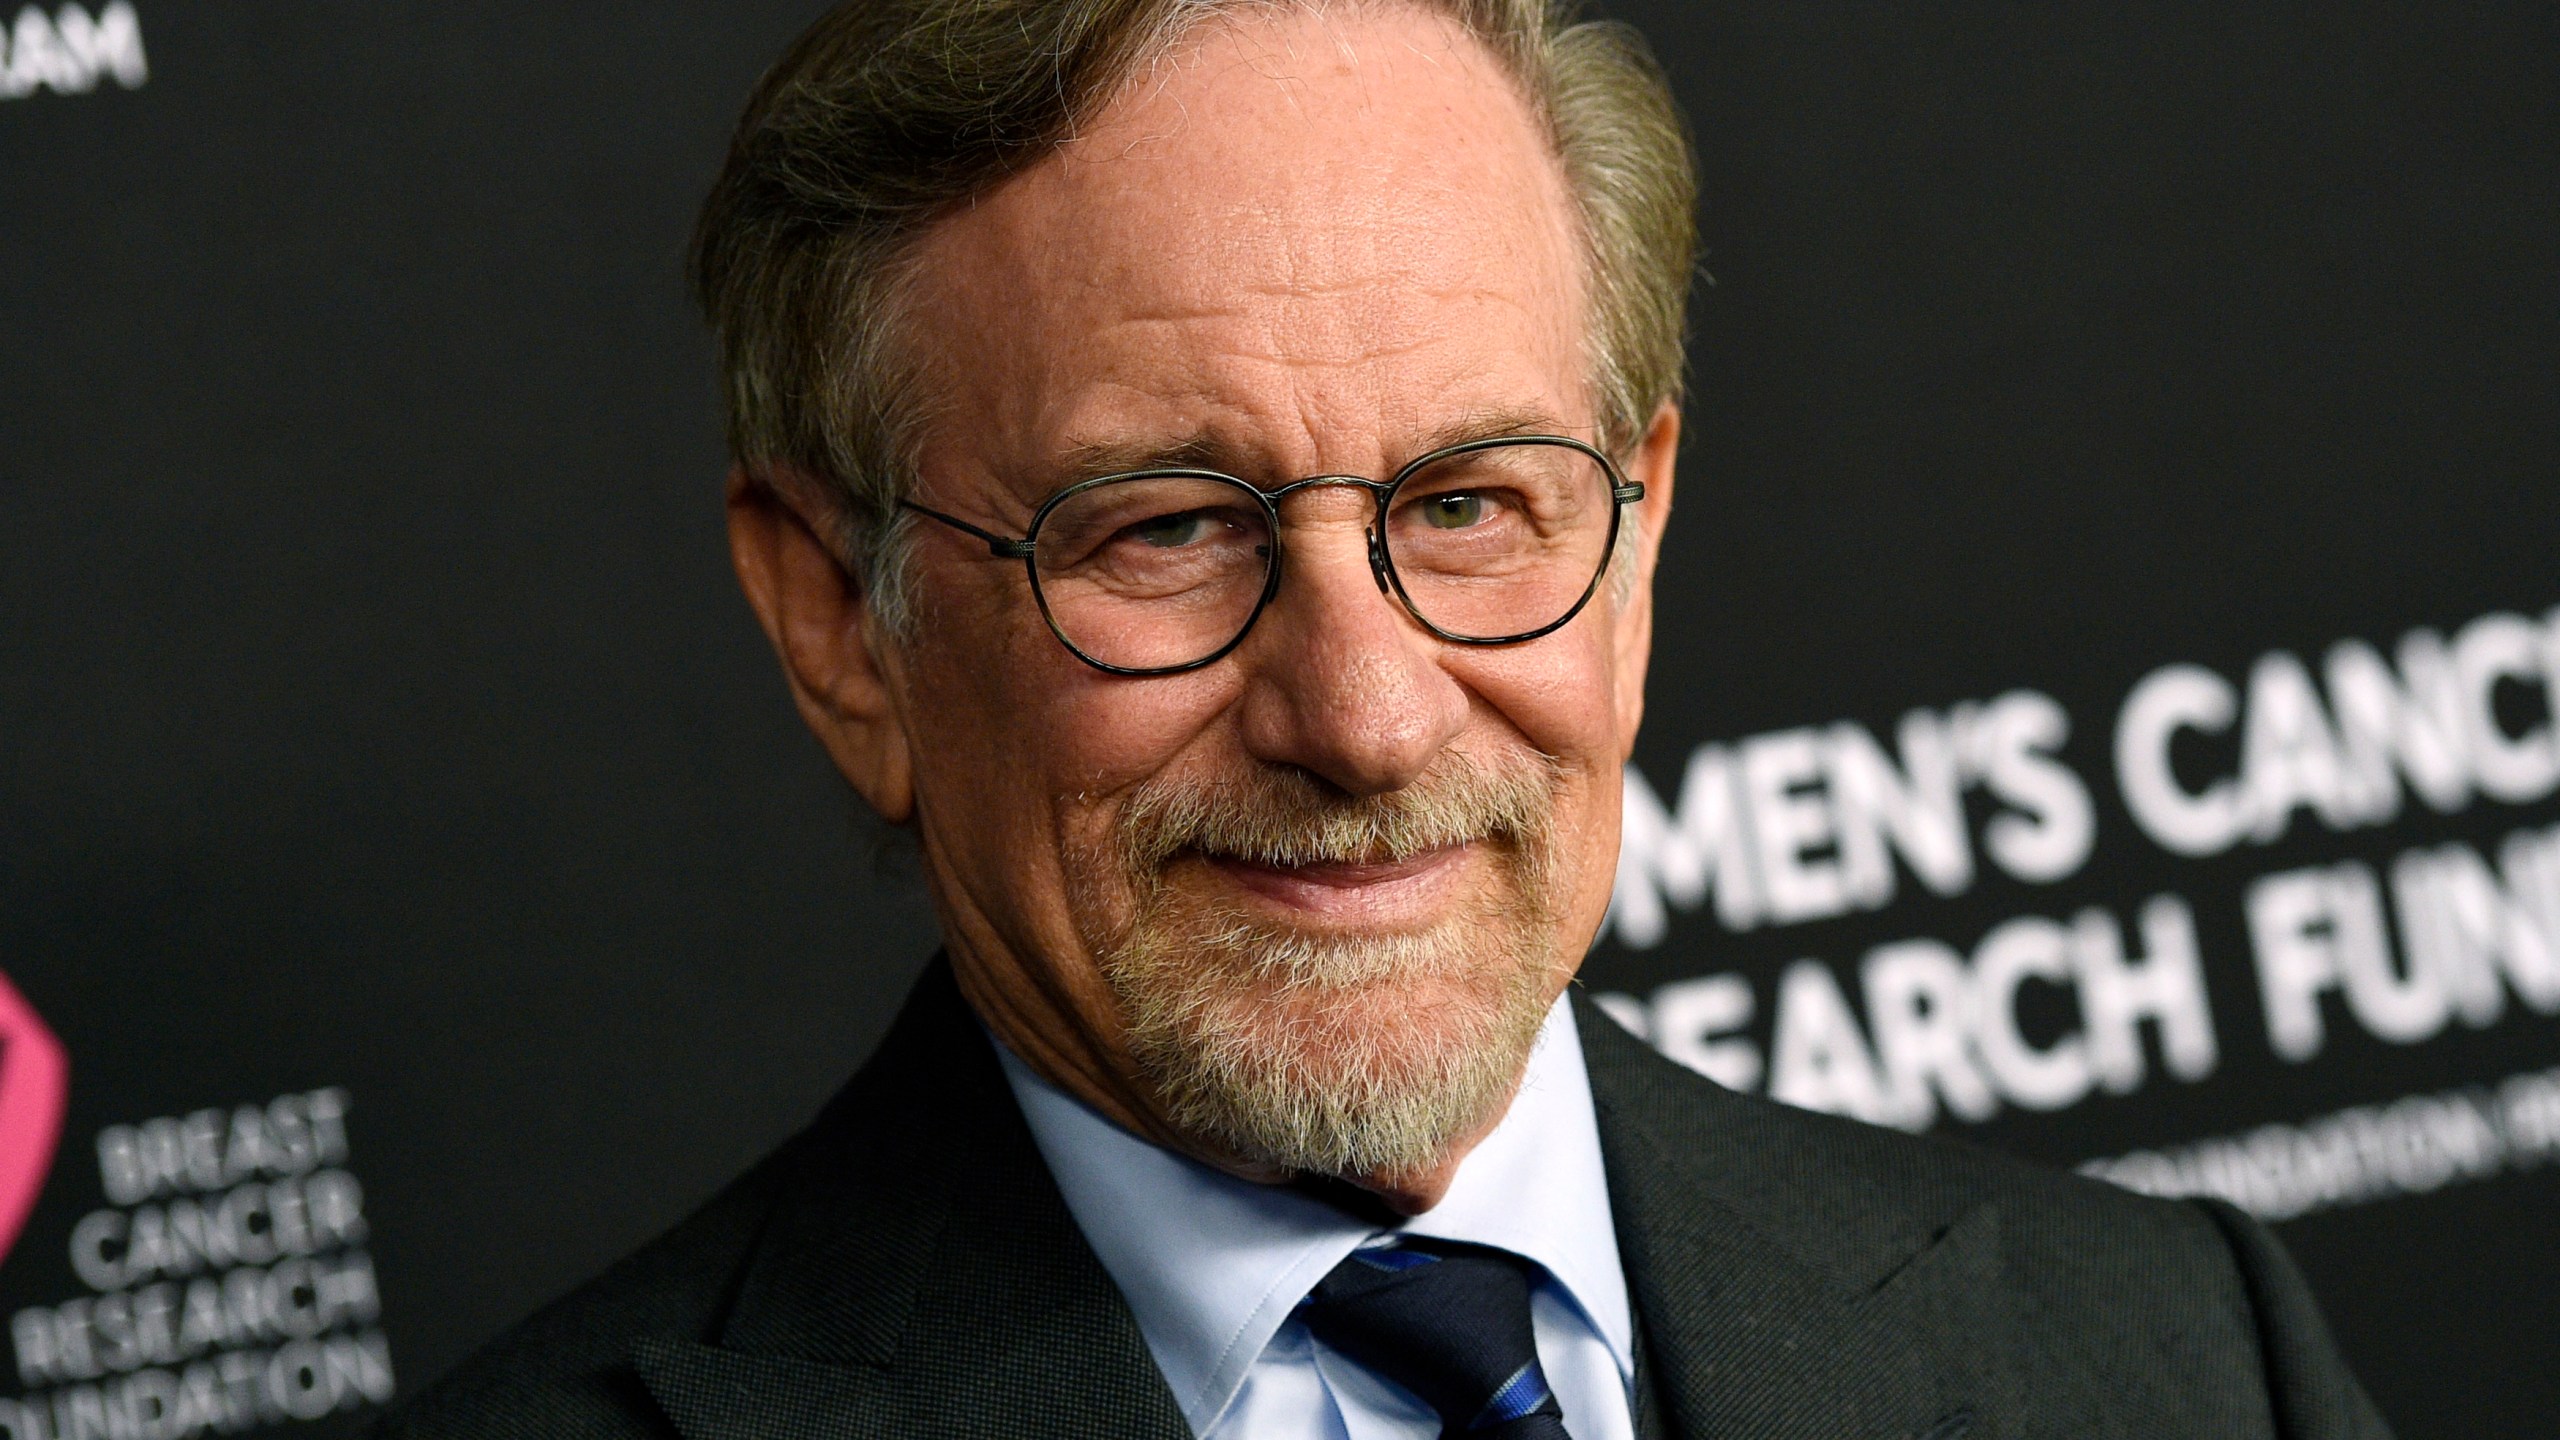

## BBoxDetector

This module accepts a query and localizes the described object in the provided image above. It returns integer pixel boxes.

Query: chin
[1100,905,1558,1181]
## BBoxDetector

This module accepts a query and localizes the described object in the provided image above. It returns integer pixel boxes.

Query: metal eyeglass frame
[897,433,1646,677]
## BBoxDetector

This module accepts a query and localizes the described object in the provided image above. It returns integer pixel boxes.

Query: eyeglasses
[900,434,1645,676]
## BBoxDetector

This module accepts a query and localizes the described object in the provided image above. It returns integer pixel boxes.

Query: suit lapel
[633,962,1190,1440]
[1576,996,2018,1440]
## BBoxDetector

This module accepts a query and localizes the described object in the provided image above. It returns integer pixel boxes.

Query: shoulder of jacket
[1576,994,2243,1278]
[369,1139,803,1440]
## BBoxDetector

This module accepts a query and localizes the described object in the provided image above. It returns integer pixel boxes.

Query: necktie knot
[1297,1238,1573,1439]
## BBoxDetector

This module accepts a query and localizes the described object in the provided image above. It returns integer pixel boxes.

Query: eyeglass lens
[1027,439,1616,673]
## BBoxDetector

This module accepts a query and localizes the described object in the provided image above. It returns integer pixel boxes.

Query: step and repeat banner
[2,2,2551,1437]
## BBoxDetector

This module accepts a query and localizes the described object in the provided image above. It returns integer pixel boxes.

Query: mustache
[1114,751,1562,877]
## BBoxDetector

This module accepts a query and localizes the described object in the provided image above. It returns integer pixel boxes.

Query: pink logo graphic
[0,972,67,1268]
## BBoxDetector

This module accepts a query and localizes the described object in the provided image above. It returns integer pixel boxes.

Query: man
[384,1,2391,1436]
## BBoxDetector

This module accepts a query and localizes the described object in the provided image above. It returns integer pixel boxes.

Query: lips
[1200,842,1473,921]
[0,971,67,1271]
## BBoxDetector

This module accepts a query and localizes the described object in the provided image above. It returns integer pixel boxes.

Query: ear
[1611,402,1679,757]
[726,465,917,823]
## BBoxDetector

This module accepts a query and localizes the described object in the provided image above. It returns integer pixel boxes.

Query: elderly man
[385,1,2389,1437]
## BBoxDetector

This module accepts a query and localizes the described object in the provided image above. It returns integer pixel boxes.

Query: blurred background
[2,2,2552,1434]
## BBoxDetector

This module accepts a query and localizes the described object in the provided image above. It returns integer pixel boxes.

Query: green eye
[1421,493,1486,529]
[1130,512,1209,547]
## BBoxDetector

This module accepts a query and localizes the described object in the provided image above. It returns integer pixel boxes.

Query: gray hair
[691,0,1696,634]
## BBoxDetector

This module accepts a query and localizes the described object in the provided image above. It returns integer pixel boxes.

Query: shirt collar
[993,992,1633,1435]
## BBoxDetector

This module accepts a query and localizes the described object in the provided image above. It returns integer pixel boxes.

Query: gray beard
[1085,754,1565,1181]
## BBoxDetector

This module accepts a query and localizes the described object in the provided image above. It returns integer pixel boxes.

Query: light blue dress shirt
[993,994,1636,1440]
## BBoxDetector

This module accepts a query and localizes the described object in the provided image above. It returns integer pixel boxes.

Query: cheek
[1449,621,1628,918]
[1041,672,1241,799]
[904,583,1240,866]
[1454,618,1624,769]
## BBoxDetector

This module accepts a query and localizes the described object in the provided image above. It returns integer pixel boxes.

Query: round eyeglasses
[900,434,1645,676]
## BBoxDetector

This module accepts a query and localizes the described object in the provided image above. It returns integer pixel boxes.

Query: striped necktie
[1297,1237,1573,1439]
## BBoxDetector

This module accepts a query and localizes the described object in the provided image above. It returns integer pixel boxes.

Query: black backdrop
[2,2,2552,1436]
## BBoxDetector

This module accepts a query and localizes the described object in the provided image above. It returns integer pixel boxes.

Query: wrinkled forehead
[900,4,1591,494]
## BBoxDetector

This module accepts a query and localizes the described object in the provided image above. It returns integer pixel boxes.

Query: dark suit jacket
[380,961,2391,1439]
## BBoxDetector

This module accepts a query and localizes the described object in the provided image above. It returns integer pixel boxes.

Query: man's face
[750,4,1674,1200]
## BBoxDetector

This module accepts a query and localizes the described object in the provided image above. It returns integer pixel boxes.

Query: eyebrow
[1047,405,1577,488]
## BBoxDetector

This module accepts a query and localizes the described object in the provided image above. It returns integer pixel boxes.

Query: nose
[1231,492,1471,796]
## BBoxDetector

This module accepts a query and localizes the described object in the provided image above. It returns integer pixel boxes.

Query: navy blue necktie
[1297,1238,1574,1439]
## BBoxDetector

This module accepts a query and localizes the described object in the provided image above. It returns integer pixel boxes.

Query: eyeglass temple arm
[1613,481,1646,503]
[900,500,1037,559]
